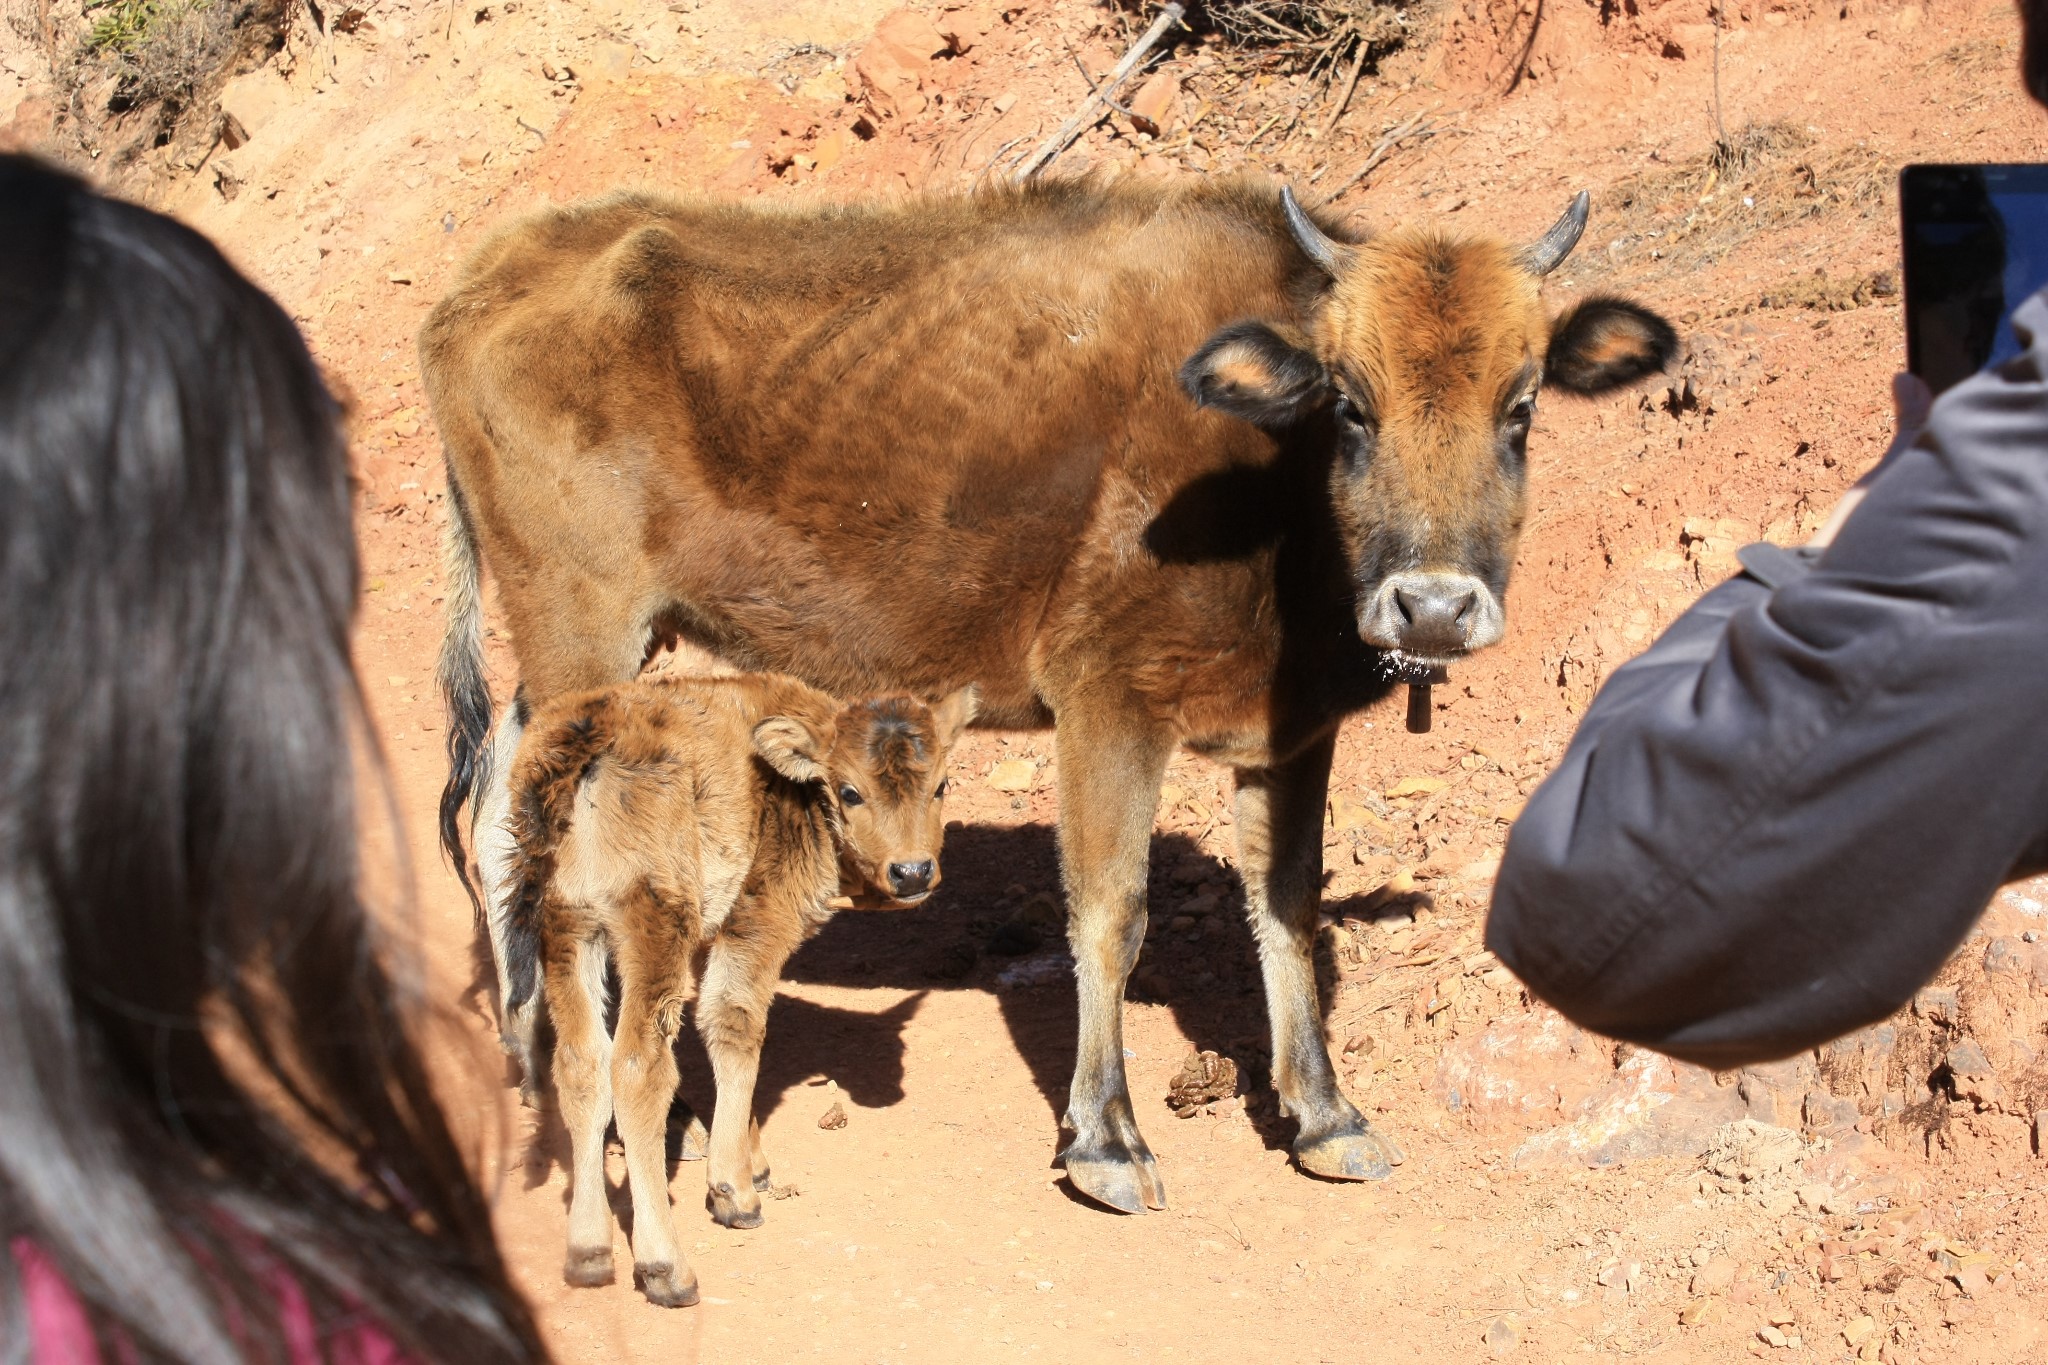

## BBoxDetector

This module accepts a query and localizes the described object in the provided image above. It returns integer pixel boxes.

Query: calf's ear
[1545,296,1678,396]
[753,715,831,784]
[929,685,978,750]
[1179,322,1328,429]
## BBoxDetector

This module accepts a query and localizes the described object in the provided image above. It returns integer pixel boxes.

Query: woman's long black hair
[0,156,548,1362]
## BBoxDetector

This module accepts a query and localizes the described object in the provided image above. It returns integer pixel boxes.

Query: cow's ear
[1545,296,1678,396]
[928,685,978,751]
[1180,322,1328,428]
[754,714,831,784]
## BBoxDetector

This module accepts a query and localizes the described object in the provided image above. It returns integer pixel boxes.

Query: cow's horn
[1522,191,1591,276]
[1281,186,1348,278]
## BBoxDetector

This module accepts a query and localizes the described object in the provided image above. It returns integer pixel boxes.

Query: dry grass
[82,0,241,111]
[1574,121,1894,284]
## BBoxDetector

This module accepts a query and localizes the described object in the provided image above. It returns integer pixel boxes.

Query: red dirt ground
[11,0,2048,1360]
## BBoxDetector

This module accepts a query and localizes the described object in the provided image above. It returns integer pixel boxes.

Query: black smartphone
[1902,163,2048,395]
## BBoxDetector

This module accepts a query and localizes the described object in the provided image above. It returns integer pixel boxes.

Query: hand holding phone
[1902,163,2048,395]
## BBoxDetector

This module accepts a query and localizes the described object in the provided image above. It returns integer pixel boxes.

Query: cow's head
[1180,189,1676,665]
[754,686,977,906]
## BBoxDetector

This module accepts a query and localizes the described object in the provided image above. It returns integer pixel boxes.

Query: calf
[503,672,973,1307]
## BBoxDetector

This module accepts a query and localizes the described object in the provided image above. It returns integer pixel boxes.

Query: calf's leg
[1234,732,1399,1181]
[547,932,618,1287]
[694,932,785,1229]
[611,906,699,1309]
[1053,703,1174,1214]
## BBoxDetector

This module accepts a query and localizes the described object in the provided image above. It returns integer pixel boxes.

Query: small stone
[1386,775,1448,799]
[818,1101,848,1130]
[1482,1315,1519,1353]
[1125,71,1181,138]
[1692,1257,1738,1294]
[1757,1325,1787,1348]
[1842,1315,1877,1347]
[1952,1264,1991,1298]
[988,757,1037,792]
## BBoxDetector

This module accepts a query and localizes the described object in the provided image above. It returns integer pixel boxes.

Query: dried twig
[1317,32,1369,140]
[1012,1,1185,182]
[1317,109,1435,205]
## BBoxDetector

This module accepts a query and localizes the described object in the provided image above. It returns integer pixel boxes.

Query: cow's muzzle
[1358,571,1505,662]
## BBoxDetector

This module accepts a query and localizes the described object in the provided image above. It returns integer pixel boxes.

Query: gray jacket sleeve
[1486,291,2048,1071]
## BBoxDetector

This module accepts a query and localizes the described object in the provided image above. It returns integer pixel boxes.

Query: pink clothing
[13,1239,403,1364]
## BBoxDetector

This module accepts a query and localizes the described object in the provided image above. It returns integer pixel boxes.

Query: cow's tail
[501,709,609,1015]
[437,472,494,931]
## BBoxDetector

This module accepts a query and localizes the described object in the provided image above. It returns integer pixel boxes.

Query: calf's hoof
[708,1182,764,1229]
[563,1246,615,1288]
[1293,1116,1400,1182]
[1058,1133,1167,1214]
[678,1115,709,1162]
[635,1261,700,1309]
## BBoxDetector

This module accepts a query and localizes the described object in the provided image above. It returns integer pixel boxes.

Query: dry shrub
[83,0,241,112]
[1201,1,1405,53]
[1575,121,1893,284]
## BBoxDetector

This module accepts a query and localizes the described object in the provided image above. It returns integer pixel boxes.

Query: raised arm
[1487,294,2048,1069]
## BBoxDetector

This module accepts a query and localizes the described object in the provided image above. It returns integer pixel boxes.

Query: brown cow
[426,175,1675,1214]
[504,672,973,1307]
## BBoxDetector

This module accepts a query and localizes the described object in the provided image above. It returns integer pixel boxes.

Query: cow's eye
[934,778,949,798]
[1334,394,1366,429]
[1508,395,1537,425]
[838,784,864,807]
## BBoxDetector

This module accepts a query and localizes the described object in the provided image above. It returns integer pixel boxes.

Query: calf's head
[752,687,977,905]
[1181,189,1677,665]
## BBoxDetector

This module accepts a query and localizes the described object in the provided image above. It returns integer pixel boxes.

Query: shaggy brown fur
[503,673,972,1308]
[429,176,1675,1214]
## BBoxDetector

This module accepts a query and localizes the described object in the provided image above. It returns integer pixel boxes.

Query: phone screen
[1902,163,2048,395]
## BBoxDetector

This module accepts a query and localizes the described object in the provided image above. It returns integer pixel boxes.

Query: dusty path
[14,0,2048,1358]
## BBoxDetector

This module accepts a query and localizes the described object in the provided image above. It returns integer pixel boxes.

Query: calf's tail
[501,708,611,1015]
[437,472,495,930]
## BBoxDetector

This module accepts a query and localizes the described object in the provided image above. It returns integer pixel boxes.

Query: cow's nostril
[887,859,935,897]
[1394,588,1418,625]
[1453,591,1478,627]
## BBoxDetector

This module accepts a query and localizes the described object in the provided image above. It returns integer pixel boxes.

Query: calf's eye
[839,784,864,807]
[934,778,949,798]
[1334,394,1365,428]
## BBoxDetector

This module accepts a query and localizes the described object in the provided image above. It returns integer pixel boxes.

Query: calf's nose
[887,859,935,898]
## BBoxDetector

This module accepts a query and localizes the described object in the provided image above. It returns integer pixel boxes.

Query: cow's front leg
[1053,704,1174,1213]
[1235,732,1400,1182]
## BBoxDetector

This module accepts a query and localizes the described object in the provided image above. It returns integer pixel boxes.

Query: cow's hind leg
[611,891,699,1309]
[1053,703,1174,1214]
[1235,732,1400,1182]
[548,932,618,1287]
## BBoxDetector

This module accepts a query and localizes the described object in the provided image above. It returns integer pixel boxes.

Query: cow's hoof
[635,1261,699,1309]
[1059,1135,1167,1214]
[564,1246,615,1288]
[678,1115,709,1162]
[1293,1119,1399,1182]
[708,1183,764,1229]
